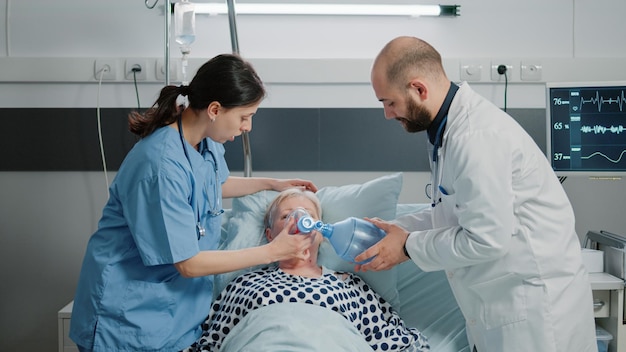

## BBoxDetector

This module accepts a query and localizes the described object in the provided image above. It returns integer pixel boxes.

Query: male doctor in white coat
[356,36,597,352]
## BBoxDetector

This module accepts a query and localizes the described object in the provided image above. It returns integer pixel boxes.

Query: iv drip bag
[175,0,196,86]
[175,0,196,52]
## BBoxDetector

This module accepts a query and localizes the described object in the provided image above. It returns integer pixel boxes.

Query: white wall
[1,1,626,351]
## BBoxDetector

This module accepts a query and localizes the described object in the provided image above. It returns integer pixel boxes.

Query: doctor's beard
[397,97,432,133]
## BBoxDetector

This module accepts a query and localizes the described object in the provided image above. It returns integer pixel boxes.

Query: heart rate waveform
[574,90,626,112]
[580,125,625,134]
[581,149,626,164]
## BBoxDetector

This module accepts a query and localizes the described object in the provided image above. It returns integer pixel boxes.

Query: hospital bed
[215,172,470,351]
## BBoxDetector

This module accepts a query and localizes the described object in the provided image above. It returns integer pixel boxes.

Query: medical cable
[132,68,141,110]
[96,67,110,198]
[497,64,508,112]
[503,71,508,112]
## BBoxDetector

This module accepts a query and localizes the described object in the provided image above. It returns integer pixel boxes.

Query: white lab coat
[397,83,598,352]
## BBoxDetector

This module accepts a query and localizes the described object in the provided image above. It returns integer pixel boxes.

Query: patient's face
[269,196,322,246]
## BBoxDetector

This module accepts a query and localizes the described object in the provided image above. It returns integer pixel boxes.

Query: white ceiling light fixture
[193,3,460,17]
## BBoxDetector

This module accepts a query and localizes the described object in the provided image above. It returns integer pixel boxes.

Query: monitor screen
[546,81,626,176]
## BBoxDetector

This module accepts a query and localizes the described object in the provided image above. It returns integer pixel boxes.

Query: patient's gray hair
[263,189,322,229]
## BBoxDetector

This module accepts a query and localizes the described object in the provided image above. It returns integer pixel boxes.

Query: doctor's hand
[267,217,317,262]
[354,218,410,272]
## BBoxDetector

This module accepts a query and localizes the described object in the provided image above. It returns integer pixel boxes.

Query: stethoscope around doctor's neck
[426,115,448,208]
[177,117,224,239]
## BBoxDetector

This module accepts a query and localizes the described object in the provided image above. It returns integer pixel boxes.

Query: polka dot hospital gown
[190,266,430,351]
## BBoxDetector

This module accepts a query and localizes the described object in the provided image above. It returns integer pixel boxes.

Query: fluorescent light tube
[193,3,460,17]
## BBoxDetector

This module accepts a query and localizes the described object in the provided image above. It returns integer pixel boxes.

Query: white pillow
[214,172,403,307]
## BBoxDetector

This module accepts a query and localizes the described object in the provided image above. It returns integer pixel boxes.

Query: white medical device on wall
[174,0,196,85]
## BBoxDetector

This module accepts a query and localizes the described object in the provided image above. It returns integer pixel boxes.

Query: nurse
[70,53,318,352]
[356,36,598,352]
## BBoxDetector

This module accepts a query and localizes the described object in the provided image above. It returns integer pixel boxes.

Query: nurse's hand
[268,217,317,262]
[354,218,410,272]
[270,178,318,193]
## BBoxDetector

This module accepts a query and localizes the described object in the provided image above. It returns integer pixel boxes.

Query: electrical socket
[490,62,514,81]
[125,59,147,80]
[520,61,542,81]
[460,62,482,81]
[156,59,179,82]
[94,59,117,80]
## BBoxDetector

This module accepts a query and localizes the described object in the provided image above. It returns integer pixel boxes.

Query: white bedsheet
[220,303,374,351]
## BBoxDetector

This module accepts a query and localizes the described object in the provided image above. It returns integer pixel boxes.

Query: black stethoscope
[177,117,224,239]
[425,82,458,207]
[429,115,448,208]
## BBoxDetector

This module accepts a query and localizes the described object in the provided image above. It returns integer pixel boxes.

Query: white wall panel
[575,0,626,57]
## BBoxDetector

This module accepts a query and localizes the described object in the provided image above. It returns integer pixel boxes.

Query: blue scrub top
[70,126,229,351]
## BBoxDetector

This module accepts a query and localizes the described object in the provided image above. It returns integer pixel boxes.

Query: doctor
[356,36,597,352]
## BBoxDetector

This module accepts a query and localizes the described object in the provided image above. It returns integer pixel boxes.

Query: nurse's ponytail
[128,85,182,138]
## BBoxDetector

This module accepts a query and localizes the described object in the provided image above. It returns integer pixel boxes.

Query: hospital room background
[1,0,626,350]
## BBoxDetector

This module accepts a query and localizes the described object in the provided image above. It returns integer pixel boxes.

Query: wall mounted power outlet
[94,59,117,80]
[490,62,514,81]
[125,59,147,80]
[520,61,542,81]
[156,59,179,82]
[460,62,483,81]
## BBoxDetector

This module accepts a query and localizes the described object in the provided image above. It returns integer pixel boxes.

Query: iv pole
[225,0,253,177]
[163,0,252,177]
[164,0,171,86]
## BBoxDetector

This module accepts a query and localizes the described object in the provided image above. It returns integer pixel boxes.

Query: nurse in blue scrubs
[69,54,318,352]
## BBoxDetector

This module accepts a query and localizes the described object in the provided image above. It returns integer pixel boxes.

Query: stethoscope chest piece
[197,222,206,237]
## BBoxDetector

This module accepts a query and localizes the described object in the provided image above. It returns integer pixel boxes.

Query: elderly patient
[189,188,430,351]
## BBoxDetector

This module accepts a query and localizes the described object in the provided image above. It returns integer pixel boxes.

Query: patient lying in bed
[187,188,429,351]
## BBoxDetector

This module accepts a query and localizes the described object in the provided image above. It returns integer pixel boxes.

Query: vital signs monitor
[546,81,626,177]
